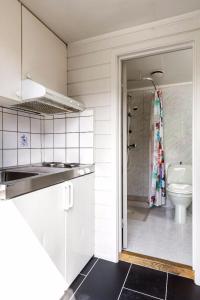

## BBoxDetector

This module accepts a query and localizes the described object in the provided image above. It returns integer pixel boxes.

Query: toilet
[166,164,192,224]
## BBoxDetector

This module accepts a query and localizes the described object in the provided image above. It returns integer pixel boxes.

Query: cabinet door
[0,0,21,101]
[13,182,67,278]
[22,7,67,95]
[65,174,94,285]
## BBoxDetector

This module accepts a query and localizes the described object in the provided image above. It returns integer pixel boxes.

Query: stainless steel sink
[0,171,39,182]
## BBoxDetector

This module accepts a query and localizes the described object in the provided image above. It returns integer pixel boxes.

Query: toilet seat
[167,183,192,195]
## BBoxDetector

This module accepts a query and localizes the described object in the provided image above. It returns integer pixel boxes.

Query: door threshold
[119,250,194,280]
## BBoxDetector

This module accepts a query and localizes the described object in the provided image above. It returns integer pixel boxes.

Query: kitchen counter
[0,163,95,200]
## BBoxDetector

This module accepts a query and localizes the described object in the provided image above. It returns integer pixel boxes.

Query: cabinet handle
[68,182,74,208]
[64,185,70,211]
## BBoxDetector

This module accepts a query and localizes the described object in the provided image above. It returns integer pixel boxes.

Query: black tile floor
[61,257,200,300]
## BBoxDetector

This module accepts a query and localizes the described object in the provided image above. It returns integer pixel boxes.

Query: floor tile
[125,264,167,299]
[80,256,98,275]
[71,259,130,300]
[61,274,85,300]
[167,274,200,300]
[119,288,157,300]
[127,206,192,265]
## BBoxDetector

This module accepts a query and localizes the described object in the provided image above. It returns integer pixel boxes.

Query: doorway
[121,48,193,266]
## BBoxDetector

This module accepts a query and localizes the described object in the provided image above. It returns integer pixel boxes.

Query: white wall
[67,11,200,262]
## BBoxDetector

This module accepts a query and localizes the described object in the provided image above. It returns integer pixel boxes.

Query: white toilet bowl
[167,183,192,224]
[166,164,192,224]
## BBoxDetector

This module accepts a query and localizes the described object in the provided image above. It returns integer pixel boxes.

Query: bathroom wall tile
[31,118,41,133]
[54,134,65,148]
[66,148,79,163]
[3,132,17,149]
[18,116,30,132]
[80,148,94,164]
[54,118,65,133]
[3,113,17,131]
[44,119,53,133]
[44,134,53,148]
[3,150,17,167]
[54,149,65,162]
[18,149,31,165]
[66,133,79,148]
[80,116,93,132]
[31,134,41,148]
[18,133,30,149]
[66,117,79,132]
[80,133,93,148]
[31,149,42,164]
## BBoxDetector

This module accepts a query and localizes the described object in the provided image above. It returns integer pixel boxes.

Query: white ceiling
[126,49,193,90]
[21,0,200,42]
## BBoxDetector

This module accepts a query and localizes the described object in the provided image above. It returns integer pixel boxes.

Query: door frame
[111,31,200,284]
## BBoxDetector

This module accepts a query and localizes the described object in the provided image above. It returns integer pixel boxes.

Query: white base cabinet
[13,173,94,286]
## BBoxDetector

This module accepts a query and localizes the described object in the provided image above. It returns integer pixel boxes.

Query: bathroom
[122,48,193,266]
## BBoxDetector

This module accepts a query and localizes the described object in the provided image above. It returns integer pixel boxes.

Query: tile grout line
[165,273,168,300]
[69,258,99,300]
[117,263,132,300]
[123,287,164,300]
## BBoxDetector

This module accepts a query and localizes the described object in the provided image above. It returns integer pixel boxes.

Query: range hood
[11,79,85,114]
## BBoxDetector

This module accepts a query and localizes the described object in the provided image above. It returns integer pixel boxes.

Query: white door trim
[111,31,200,285]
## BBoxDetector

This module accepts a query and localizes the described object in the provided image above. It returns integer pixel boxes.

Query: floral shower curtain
[149,90,166,207]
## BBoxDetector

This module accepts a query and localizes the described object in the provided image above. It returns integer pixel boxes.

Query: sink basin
[0,171,39,182]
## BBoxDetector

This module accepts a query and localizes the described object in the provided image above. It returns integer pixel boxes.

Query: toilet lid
[167,183,192,194]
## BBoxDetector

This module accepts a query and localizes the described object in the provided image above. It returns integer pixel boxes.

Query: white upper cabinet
[22,7,67,95]
[0,0,21,102]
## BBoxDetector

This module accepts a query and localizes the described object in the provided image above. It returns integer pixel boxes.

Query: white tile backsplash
[44,119,53,133]
[31,134,41,148]
[3,113,17,131]
[54,134,65,148]
[66,117,79,132]
[44,149,53,161]
[18,149,31,165]
[31,118,41,133]
[66,133,79,148]
[31,149,42,164]
[80,133,93,147]
[66,148,79,163]
[44,134,53,148]
[80,148,94,164]
[0,150,2,167]
[3,150,17,167]
[54,118,65,133]
[54,148,65,161]
[18,116,30,132]
[80,116,93,132]
[0,107,94,167]
[3,132,17,149]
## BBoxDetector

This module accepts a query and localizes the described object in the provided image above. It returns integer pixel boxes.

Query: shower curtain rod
[128,77,157,91]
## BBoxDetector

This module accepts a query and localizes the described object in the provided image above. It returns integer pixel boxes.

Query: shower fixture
[127,76,157,91]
